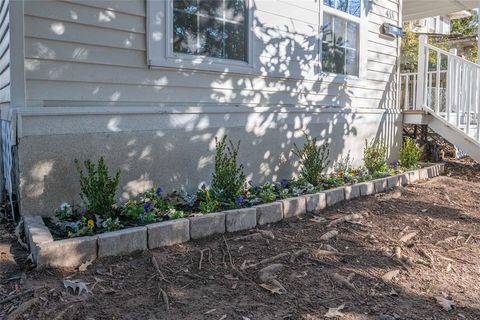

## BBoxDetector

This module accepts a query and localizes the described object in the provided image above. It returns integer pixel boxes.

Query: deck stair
[401,35,480,162]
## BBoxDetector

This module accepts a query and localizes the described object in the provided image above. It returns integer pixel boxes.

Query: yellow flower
[87,219,95,229]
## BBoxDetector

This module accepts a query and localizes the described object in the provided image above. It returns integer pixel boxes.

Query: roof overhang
[403,0,480,21]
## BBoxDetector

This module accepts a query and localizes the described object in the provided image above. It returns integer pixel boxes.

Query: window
[321,0,361,76]
[172,0,248,62]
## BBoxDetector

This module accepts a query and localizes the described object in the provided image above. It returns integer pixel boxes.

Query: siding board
[0,0,9,103]
[24,0,400,109]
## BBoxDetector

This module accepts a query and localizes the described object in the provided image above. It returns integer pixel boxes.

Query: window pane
[173,0,247,61]
[348,0,361,17]
[346,22,358,48]
[173,11,197,54]
[198,16,224,58]
[225,22,246,60]
[321,13,359,76]
[225,0,246,22]
[199,0,224,18]
[324,0,360,17]
[173,0,198,14]
[345,49,358,75]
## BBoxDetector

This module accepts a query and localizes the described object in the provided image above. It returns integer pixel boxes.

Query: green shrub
[399,137,423,169]
[292,132,330,186]
[75,157,120,219]
[211,136,246,203]
[363,139,387,174]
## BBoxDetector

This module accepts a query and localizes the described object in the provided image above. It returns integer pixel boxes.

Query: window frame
[147,0,254,73]
[319,0,368,80]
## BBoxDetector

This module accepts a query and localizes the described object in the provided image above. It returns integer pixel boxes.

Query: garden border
[24,163,445,268]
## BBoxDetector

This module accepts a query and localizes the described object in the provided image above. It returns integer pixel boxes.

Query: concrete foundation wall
[16,107,402,216]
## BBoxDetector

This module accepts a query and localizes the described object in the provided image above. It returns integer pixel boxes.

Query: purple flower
[235,195,244,207]
[156,187,163,196]
[279,179,289,188]
[143,203,151,212]
[390,162,398,170]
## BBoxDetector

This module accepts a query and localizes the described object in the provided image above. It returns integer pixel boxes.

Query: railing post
[416,35,428,110]
[447,48,458,124]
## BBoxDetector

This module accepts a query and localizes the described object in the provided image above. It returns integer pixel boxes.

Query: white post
[477,8,480,65]
[416,35,428,110]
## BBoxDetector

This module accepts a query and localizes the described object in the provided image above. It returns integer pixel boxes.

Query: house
[408,11,471,35]
[1,0,479,217]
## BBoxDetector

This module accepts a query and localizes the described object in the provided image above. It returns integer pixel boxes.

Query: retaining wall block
[98,226,147,258]
[305,193,327,213]
[189,212,225,239]
[256,202,283,225]
[225,208,257,232]
[24,215,53,261]
[357,181,375,196]
[373,178,388,193]
[324,187,345,207]
[280,197,306,219]
[147,218,190,249]
[344,184,361,201]
[37,236,98,268]
[397,173,409,186]
[386,175,399,189]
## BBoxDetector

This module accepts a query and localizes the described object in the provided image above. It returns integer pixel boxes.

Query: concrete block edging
[25,163,444,268]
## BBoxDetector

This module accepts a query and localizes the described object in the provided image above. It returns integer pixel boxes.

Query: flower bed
[25,163,445,268]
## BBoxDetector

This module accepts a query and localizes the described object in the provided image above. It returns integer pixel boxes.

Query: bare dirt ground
[1,161,480,320]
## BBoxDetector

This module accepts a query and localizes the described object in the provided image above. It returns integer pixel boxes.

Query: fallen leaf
[310,216,326,223]
[79,260,92,272]
[332,273,355,290]
[399,232,417,243]
[320,230,339,241]
[382,269,400,282]
[259,283,286,295]
[435,296,454,311]
[325,304,345,318]
[205,309,216,314]
[63,279,92,295]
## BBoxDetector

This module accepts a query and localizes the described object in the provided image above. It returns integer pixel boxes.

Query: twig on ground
[158,284,169,311]
[198,248,212,271]
[0,288,35,305]
[242,252,290,270]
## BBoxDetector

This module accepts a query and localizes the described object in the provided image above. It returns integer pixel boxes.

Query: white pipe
[477,8,480,65]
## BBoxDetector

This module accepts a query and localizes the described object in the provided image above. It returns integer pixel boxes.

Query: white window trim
[319,0,368,80]
[147,0,255,74]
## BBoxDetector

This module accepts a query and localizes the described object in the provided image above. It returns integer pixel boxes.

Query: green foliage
[333,150,353,175]
[211,136,246,203]
[198,187,219,213]
[292,132,330,186]
[258,183,277,203]
[75,157,120,219]
[55,203,76,221]
[364,139,388,174]
[399,137,423,169]
[123,200,144,220]
[101,217,122,232]
[169,210,185,220]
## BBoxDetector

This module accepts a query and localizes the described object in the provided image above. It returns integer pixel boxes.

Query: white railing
[415,35,480,141]
[401,71,447,111]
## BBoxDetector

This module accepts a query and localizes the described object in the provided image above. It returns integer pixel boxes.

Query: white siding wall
[0,0,10,103]
[23,0,400,109]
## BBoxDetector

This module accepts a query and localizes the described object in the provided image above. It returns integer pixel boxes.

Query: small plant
[102,217,122,232]
[75,157,120,219]
[292,132,330,186]
[198,187,219,213]
[123,200,144,220]
[55,202,76,221]
[211,136,246,203]
[363,139,387,174]
[399,137,423,169]
[333,150,353,175]
[258,183,277,203]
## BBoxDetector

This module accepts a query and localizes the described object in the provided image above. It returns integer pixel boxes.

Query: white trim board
[16,106,402,138]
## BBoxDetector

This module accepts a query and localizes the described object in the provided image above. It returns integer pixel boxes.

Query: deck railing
[400,71,447,111]
[413,35,480,141]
